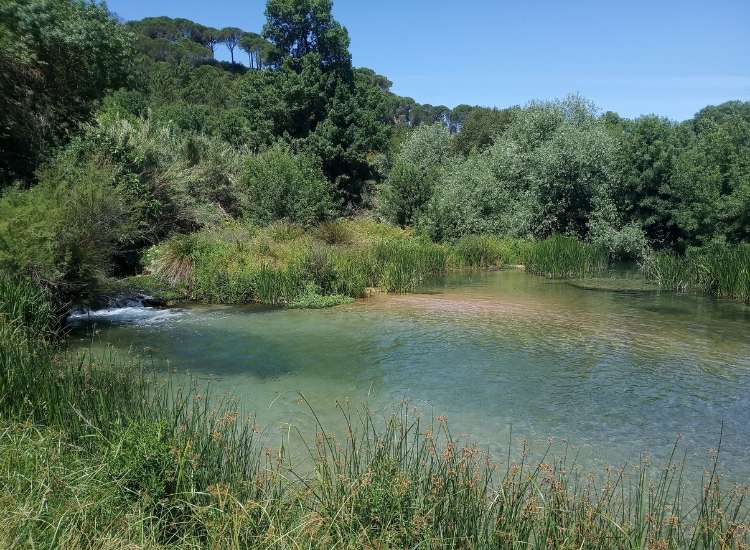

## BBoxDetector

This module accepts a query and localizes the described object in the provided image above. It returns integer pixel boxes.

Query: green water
[70,271,750,482]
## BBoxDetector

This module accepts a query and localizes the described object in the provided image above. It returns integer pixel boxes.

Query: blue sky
[107,0,749,120]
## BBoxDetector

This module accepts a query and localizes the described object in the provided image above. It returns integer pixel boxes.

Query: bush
[0,161,136,302]
[289,282,354,309]
[378,124,453,227]
[240,144,334,226]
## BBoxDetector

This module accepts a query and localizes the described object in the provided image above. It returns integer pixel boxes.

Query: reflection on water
[69,271,750,483]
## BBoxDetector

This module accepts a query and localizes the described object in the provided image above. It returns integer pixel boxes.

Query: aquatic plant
[289,283,354,309]
[525,235,608,278]
[642,243,750,302]
[451,235,533,268]
[372,238,448,292]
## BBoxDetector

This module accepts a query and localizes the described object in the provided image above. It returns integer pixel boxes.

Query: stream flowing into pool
[69,271,750,483]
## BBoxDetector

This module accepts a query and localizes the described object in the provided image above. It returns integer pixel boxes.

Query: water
[69,271,750,482]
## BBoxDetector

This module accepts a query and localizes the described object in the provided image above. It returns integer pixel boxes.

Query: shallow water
[69,271,750,482]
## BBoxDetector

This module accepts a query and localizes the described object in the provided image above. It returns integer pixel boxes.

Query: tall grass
[525,235,609,278]
[643,243,750,302]
[452,235,533,268]
[372,238,448,292]
[146,223,450,304]
[0,271,58,337]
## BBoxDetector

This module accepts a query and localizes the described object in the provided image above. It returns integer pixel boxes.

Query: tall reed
[525,235,608,278]
[642,243,750,302]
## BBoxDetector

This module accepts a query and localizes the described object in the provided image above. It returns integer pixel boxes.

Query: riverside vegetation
[1,0,749,546]
[1,273,748,548]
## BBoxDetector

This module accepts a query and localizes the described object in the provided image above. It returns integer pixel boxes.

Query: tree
[379,124,454,226]
[220,27,243,64]
[453,107,515,154]
[0,0,133,183]
[240,32,277,69]
[263,0,351,70]
[240,144,334,225]
[199,26,221,58]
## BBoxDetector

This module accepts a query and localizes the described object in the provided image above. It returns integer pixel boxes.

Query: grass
[141,222,750,307]
[0,273,748,548]
[642,243,750,303]
[525,235,609,279]
[451,235,533,268]
[145,220,450,306]
[289,283,354,309]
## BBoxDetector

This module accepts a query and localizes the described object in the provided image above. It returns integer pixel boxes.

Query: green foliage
[289,282,353,308]
[451,234,526,269]
[0,161,136,301]
[109,420,176,502]
[418,96,619,243]
[372,238,448,292]
[642,243,750,302]
[0,0,133,182]
[316,220,353,244]
[525,235,608,278]
[146,221,449,303]
[263,0,351,70]
[453,106,516,154]
[379,124,454,227]
[240,144,334,225]
[0,271,57,338]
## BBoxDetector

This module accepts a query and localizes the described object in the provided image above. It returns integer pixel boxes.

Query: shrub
[289,283,353,309]
[240,144,334,226]
[316,220,353,245]
[378,124,453,227]
[0,161,136,302]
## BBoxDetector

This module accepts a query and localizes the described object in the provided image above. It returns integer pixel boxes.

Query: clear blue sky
[107,0,749,120]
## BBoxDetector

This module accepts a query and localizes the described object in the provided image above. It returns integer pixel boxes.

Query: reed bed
[0,274,748,548]
[146,222,750,306]
[525,235,609,279]
[451,235,532,268]
[146,221,450,304]
[642,243,750,302]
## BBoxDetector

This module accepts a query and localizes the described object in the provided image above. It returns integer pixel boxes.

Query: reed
[451,235,533,268]
[525,235,609,278]
[642,243,750,302]
[372,238,448,292]
[0,270,58,337]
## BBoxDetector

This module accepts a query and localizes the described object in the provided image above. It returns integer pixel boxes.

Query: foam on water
[67,306,183,325]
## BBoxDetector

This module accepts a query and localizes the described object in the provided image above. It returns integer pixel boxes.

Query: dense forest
[1,0,748,307]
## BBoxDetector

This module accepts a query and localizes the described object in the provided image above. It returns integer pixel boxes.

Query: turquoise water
[70,271,750,482]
